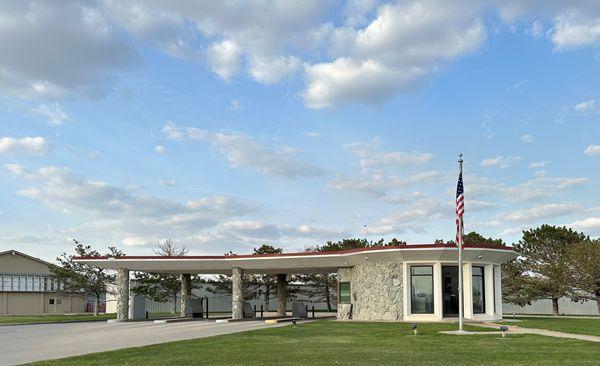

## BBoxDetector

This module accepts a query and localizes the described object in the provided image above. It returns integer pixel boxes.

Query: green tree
[516,225,588,316]
[50,239,124,316]
[132,239,188,314]
[565,239,600,315]
[463,231,506,247]
[252,244,283,310]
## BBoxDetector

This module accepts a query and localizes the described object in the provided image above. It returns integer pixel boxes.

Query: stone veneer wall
[337,262,403,321]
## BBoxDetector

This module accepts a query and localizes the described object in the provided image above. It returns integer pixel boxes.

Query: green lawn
[497,316,600,336]
[0,312,178,324]
[30,321,600,366]
[0,313,116,324]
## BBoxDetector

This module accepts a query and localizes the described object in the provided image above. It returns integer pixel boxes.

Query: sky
[1,0,600,261]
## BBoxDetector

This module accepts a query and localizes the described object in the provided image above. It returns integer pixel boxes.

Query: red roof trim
[74,243,515,261]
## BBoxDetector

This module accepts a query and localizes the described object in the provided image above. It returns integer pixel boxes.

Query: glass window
[338,282,351,304]
[472,266,485,314]
[410,265,434,314]
[49,298,55,305]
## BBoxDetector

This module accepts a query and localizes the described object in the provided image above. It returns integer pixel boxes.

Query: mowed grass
[0,313,116,324]
[497,316,600,336]
[30,321,600,366]
[0,312,178,325]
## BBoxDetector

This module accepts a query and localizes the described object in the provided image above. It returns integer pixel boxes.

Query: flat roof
[74,244,517,275]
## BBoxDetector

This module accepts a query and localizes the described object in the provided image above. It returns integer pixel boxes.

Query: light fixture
[500,325,508,338]
[410,323,418,335]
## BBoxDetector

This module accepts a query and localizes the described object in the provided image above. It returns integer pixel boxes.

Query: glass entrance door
[442,266,459,317]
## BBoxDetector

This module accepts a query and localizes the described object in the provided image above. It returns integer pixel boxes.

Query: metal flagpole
[458,154,464,331]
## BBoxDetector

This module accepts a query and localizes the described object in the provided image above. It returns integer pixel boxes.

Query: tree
[565,239,600,314]
[463,231,506,247]
[131,239,188,314]
[50,239,124,316]
[251,244,283,310]
[515,225,588,316]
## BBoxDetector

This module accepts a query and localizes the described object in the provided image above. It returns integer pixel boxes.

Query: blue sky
[1,1,600,261]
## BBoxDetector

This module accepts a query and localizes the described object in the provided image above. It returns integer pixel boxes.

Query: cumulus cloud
[344,138,433,173]
[303,0,486,108]
[481,155,521,169]
[529,161,548,168]
[501,203,580,222]
[574,99,600,113]
[7,165,258,245]
[154,145,166,154]
[163,122,324,179]
[568,217,600,233]
[159,179,177,187]
[585,145,600,155]
[0,137,49,155]
[0,1,138,100]
[495,1,600,50]
[520,134,534,143]
[32,103,70,126]
[206,39,242,81]
[469,174,588,203]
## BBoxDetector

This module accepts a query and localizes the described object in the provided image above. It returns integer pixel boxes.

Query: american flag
[455,170,464,245]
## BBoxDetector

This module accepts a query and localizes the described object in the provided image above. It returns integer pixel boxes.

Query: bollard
[410,323,418,335]
[205,297,209,320]
[500,325,509,338]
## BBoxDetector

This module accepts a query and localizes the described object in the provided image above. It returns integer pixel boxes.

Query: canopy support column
[232,267,244,320]
[180,274,192,317]
[276,274,287,317]
[116,268,129,321]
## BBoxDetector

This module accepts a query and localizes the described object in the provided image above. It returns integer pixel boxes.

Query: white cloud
[159,179,177,187]
[481,155,521,168]
[163,122,324,179]
[501,203,580,222]
[344,139,433,173]
[0,136,49,155]
[469,174,588,203]
[230,99,242,110]
[303,131,320,138]
[574,99,600,113]
[568,217,600,233]
[495,1,600,50]
[207,39,242,81]
[585,145,600,155]
[520,134,534,143]
[154,145,166,154]
[32,103,70,126]
[88,150,101,159]
[529,161,548,168]
[248,55,301,84]
[0,1,138,100]
[303,0,486,108]
[7,165,258,246]
[3,163,35,179]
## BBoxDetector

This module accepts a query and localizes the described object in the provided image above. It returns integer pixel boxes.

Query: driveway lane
[0,320,284,365]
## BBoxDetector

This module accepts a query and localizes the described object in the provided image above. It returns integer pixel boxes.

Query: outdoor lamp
[499,325,509,338]
[410,323,418,335]
[292,320,297,328]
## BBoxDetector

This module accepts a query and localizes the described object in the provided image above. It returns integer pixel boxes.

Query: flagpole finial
[458,153,463,163]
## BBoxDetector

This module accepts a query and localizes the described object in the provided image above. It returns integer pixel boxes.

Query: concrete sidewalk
[477,322,600,343]
[1,320,284,365]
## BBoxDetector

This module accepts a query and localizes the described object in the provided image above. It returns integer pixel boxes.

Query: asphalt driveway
[1,320,281,365]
